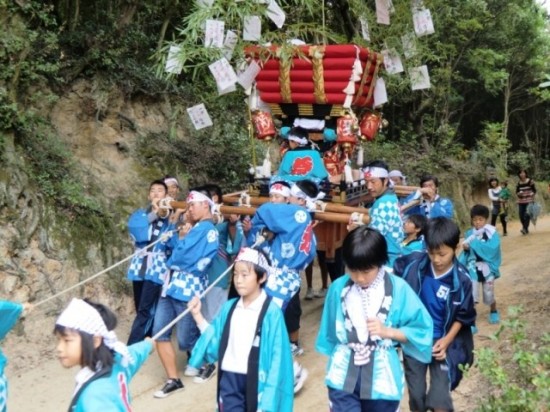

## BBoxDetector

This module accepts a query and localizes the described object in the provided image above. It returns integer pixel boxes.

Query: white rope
[151,233,267,341]
[33,231,174,308]
[240,192,251,207]
[158,197,175,210]
[349,212,366,226]
[315,200,327,212]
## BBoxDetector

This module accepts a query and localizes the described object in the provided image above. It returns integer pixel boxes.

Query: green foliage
[475,122,511,175]
[10,111,103,214]
[135,92,251,190]
[472,306,550,411]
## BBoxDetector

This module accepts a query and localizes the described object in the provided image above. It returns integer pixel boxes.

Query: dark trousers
[132,280,144,313]
[128,280,162,345]
[490,212,507,234]
[328,371,400,412]
[284,287,302,335]
[219,371,247,412]
[518,203,531,232]
[319,248,345,282]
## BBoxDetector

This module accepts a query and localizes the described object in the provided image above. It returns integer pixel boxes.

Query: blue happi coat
[68,340,152,412]
[315,273,433,401]
[458,225,502,282]
[0,301,22,377]
[189,297,294,412]
[144,221,177,286]
[248,203,316,308]
[403,192,454,219]
[164,220,219,302]
[126,208,171,282]
[277,147,329,185]
[369,191,404,267]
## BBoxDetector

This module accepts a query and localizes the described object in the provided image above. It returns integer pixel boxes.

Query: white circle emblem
[294,210,308,224]
[207,229,218,243]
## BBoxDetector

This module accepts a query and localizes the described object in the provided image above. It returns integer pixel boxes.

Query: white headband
[290,183,308,200]
[290,184,325,211]
[235,248,270,273]
[388,170,404,179]
[363,166,389,179]
[186,191,214,208]
[287,133,308,146]
[56,298,133,366]
[164,177,179,187]
[269,182,290,198]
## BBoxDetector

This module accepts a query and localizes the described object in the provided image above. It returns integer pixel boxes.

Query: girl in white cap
[55,298,153,411]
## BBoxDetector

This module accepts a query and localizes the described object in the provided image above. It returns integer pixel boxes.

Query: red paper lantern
[336,115,358,144]
[252,111,276,140]
[359,111,381,141]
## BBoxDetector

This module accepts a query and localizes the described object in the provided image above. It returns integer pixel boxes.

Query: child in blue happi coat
[1,300,31,412]
[316,226,433,412]
[127,179,173,345]
[459,204,502,324]
[401,214,427,256]
[188,247,294,412]
[277,126,329,186]
[55,298,153,412]
[394,217,476,412]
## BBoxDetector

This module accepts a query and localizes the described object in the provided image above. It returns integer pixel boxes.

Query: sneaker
[290,342,304,357]
[521,228,527,235]
[154,378,184,398]
[314,288,328,298]
[293,363,308,394]
[184,365,199,377]
[305,288,314,300]
[193,363,216,383]
[489,311,500,324]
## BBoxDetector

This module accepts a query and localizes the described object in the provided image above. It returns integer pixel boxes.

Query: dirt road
[6,217,550,411]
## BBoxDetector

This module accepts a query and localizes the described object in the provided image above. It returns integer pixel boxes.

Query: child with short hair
[395,217,476,412]
[316,226,433,412]
[188,248,294,412]
[247,180,317,393]
[55,298,153,411]
[152,188,219,398]
[1,300,31,412]
[127,179,171,345]
[401,214,427,255]
[459,204,502,324]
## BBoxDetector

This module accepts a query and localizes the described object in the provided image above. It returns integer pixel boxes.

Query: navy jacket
[394,252,476,390]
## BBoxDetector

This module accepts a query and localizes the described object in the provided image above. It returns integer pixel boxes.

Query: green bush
[472,306,550,411]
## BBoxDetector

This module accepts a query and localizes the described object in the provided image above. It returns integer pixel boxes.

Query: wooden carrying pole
[394,185,418,196]
[169,200,370,225]
[222,194,370,215]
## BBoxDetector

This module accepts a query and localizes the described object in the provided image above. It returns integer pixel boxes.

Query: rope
[151,233,267,341]
[240,192,251,207]
[315,200,327,212]
[349,212,366,226]
[33,231,174,308]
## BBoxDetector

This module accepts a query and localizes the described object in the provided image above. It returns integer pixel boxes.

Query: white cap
[235,247,271,273]
[56,298,133,366]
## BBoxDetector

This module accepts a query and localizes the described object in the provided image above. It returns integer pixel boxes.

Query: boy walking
[459,204,502,324]
[394,217,476,412]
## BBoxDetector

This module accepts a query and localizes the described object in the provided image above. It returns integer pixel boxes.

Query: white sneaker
[184,365,199,377]
[290,342,304,357]
[293,362,308,394]
[314,288,327,298]
[305,288,314,300]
